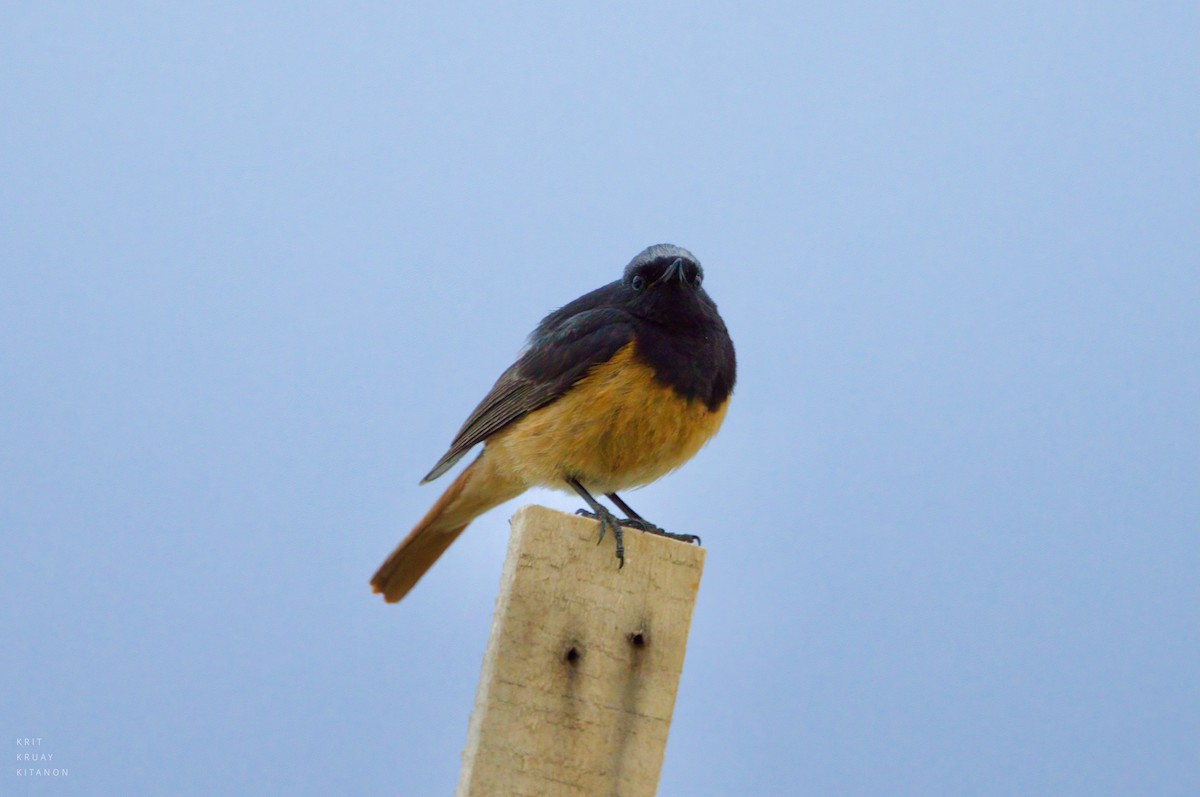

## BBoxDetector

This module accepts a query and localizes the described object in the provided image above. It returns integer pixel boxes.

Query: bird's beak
[658,257,686,286]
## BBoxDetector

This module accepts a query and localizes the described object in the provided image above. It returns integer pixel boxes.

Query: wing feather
[422,303,633,482]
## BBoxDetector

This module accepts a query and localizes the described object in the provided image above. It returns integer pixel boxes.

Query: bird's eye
[692,272,703,288]
[631,274,646,292]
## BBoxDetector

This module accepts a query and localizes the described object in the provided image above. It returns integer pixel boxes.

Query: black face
[613,243,734,408]
[621,244,711,328]
[624,254,704,293]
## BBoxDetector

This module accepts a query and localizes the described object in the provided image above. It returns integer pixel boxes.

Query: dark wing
[422,302,633,482]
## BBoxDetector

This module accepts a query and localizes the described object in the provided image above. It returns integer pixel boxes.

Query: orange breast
[486,342,729,493]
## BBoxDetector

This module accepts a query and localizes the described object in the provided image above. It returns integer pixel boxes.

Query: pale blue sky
[4,3,1198,795]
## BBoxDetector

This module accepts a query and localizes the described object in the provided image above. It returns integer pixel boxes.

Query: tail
[370,449,523,603]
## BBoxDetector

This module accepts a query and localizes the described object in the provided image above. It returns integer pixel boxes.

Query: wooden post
[456,505,706,797]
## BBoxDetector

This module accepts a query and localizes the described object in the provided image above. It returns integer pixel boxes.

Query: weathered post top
[456,505,707,797]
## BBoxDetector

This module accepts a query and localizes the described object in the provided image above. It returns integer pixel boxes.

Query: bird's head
[621,244,714,328]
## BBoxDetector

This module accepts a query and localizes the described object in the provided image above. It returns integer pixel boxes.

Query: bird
[371,243,736,603]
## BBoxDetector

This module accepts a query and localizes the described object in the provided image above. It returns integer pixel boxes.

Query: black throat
[630,309,736,411]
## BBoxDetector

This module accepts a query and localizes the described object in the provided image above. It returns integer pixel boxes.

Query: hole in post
[628,632,647,648]
[564,646,580,664]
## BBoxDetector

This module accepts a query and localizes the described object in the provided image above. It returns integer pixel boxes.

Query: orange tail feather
[370,450,523,603]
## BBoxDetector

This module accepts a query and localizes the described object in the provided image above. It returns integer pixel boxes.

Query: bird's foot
[575,506,625,568]
[576,508,702,558]
[622,517,702,546]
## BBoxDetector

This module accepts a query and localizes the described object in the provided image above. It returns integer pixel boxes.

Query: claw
[602,491,701,547]
[672,532,702,546]
[576,506,625,567]
[616,516,701,547]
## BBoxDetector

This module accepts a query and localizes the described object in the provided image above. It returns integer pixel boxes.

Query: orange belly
[485,342,729,493]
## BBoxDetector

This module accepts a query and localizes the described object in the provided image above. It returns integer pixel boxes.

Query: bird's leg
[604,492,659,531]
[606,492,702,546]
[567,477,624,568]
